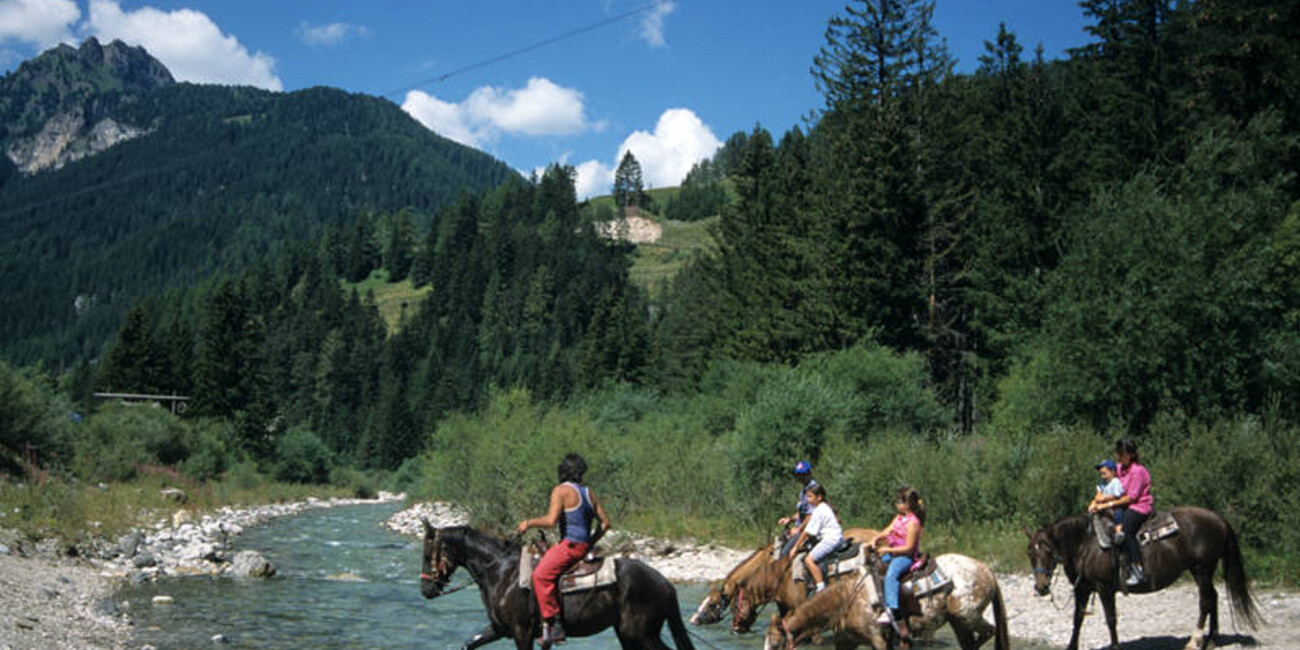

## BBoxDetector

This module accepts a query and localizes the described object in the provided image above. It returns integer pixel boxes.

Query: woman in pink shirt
[1111,438,1153,586]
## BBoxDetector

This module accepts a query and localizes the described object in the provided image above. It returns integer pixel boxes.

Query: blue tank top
[560,482,595,544]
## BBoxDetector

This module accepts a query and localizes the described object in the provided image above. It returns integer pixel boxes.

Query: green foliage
[179,419,234,482]
[801,344,948,436]
[69,404,190,481]
[273,426,334,484]
[0,362,74,474]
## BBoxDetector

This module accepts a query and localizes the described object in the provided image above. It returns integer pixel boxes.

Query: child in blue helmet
[777,460,818,558]
[1087,459,1127,546]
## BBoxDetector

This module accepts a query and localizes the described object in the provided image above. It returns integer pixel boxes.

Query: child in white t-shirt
[1088,459,1127,544]
[792,484,843,593]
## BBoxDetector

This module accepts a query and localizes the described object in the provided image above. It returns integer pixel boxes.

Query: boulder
[160,488,187,503]
[228,550,276,578]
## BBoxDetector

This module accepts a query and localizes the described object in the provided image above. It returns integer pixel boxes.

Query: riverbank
[0,492,403,650]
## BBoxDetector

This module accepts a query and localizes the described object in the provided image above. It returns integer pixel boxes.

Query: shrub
[273,426,333,484]
[802,344,948,436]
[181,419,234,482]
[0,362,74,474]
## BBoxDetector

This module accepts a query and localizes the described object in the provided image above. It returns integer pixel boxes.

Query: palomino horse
[1026,507,1260,650]
[762,553,1009,650]
[691,528,878,633]
[420,522,695,649]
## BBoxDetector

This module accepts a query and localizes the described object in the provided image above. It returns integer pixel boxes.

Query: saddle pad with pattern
[1138,510,1180,546]
[518,549,618,593]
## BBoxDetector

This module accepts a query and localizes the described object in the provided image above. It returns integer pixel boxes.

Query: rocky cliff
[0,37,173,173]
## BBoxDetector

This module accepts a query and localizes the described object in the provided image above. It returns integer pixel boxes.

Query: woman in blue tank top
[516,453,611,647]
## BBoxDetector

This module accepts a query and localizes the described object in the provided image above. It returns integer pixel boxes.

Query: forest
[3,0,1298,576]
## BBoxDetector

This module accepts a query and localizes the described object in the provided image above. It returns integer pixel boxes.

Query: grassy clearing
[629,216,717,299]
[340,269,431,332]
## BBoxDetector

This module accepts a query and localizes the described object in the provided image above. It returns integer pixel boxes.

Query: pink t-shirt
[886,512,921,557]
[1118,462,1153,515]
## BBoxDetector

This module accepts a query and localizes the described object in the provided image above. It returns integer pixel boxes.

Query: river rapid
[119,501,1051,649]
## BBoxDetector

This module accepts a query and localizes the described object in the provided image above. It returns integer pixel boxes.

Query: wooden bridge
[93,392,191,415]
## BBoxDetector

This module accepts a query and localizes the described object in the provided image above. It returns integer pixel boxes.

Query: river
[119,502,1050,649]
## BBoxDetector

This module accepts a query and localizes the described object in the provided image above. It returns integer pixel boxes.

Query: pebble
[151,595,173,605]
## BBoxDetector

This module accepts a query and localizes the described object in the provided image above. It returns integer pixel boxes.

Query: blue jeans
[882,553,913,610]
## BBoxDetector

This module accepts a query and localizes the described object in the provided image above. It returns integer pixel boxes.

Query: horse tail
[990,580,1010,650]
[665,606,697,650]
[1222,520,1262,629]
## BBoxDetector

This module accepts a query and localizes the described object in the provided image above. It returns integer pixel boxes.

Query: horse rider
[777,460,818,558]
[516,453,611,647]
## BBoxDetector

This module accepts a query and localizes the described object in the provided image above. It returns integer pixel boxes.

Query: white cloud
[402,77,592,147]
[618,108,720,188]
[574,159,614,199]
[87,0,282,90]
[0,0,80,49]
[639,1,675,48]
[573,107,720,199]
[297,21,369,47]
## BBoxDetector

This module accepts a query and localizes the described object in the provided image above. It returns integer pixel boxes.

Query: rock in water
[228,550,276,578]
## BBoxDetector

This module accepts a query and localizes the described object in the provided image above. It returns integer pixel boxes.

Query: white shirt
[803,502,843,543]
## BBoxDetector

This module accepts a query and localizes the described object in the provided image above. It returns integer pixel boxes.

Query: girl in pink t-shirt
[867,486,926,643]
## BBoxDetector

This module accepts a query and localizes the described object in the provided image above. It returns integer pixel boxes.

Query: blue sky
[1,0,1091,197]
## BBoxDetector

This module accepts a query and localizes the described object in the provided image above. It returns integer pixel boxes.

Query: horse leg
[1188,565,1218,650]
[948,617,978,650]
[461,624,504,650]
[1098,588,1121,650]
[1065,585,1092,650]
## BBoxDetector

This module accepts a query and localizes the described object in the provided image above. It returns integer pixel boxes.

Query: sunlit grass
[340,269,430,333]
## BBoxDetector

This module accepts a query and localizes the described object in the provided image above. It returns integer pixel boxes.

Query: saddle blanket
[518,549,618,593]
[1138,511,1180,546]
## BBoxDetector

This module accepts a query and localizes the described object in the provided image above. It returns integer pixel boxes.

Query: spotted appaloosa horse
[1026,507,1260,650]
[421,522,695,649]
[763,553,1009,650]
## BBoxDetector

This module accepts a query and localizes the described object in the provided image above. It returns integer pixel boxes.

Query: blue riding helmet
[793,461,812,475]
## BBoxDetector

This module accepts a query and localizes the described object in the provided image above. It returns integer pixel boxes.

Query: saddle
[518,540,617,593]
[1137,510,1180,545]
[867,553,952,617]
[792,539,864,583]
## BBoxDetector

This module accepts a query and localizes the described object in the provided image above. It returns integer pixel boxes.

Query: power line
[383,0,670,99]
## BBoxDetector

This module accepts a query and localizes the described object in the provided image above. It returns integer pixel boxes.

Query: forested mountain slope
[0,41,517,366]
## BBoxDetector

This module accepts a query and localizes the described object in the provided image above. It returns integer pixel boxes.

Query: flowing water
[119,502,1051,649]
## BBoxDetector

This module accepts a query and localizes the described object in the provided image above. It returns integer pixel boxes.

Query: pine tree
[612,151,649,215]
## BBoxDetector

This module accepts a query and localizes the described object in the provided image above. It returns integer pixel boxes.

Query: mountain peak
[1,38,175,173]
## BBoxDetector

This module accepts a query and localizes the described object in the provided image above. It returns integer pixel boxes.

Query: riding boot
[540,619,567,648]
[1125,563,1145,587]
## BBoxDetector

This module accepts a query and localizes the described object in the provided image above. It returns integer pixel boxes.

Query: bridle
[1029,534,1079,610]
[420,528,472,597]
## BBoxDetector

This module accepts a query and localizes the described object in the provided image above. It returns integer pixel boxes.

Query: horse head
[762,613,796,650]
[420,518,457,599]
[689,582,731,625]
[1025,525,1060,597]
[732,553,790,632]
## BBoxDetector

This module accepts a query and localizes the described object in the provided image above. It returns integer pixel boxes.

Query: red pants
[533,539,589,620]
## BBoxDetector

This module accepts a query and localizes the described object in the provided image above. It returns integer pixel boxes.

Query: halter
[1030,536,1080,610]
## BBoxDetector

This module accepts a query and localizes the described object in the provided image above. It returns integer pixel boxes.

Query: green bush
[0,362,74,474]
[726,368,852,525]
[181,419,234,482]
[273,426,333,484]
[802,344,948,436]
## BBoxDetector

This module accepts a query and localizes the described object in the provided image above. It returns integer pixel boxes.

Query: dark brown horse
[1026,507,1260,650]
[420,522,695,649]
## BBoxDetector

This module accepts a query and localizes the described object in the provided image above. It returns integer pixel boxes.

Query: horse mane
[1049,514,1092,562]
[439,525,520,560]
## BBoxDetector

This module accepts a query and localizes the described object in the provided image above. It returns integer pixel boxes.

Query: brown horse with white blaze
[1026,507,1260,650]
[762,553,1009,650]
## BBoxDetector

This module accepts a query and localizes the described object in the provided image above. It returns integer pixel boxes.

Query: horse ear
[422,517,435,537]
[1024,527,1035,540]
